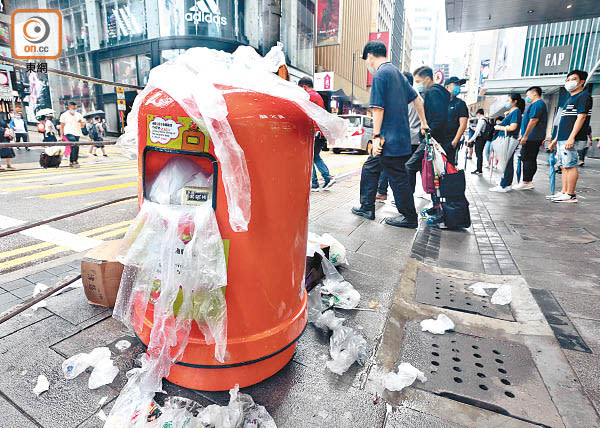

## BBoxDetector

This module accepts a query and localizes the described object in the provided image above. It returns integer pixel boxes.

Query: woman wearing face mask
[489,93,525,192]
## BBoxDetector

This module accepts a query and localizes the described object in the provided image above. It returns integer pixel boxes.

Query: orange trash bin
[133,86,314,391]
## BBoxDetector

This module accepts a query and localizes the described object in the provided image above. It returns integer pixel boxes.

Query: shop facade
[15,0,315,134]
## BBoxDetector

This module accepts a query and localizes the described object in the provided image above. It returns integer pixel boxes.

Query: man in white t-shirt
[9,112,30,151]
[59,102,84,168]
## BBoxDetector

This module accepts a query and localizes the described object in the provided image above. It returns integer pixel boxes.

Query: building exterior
[401,16,412,72]
[371,0,394,34]
[408,3,440,68]
[315,0,373,106]
[465,18,600,156]
[389,0,404,69]
[13,0,315,134]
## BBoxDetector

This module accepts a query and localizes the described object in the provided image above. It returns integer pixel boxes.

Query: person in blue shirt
[490,93,524,192]
[548,69,593,203]
[513,86,548,190]
[351,40,428,228]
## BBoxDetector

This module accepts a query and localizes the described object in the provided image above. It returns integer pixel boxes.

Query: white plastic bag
[62,347,111,380]
[33,375,49,396]
[420,314,455,335]
[89,358,119,390]
[148,157,209,205]
[319,256,360,310]
[467,282,512,305]
[326,326,368,375]
[384,363,427,392]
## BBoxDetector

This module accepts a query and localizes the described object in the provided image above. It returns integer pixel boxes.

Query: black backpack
[481,119,495,142]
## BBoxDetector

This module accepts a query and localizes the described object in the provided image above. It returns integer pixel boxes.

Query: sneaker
[512,182,534,191]
[93,153,97,156]
[420,207,437,218]
[376,193,387,202]
[103,154,108,157]
[489,185,510,192]
[323,177,336,189]
[546,192,564,200]
[311,184,321,192]
[578,161,585,167]
[471,170,482,175]
[25,147,30,151]
[6,166,15,170]
[552,193,577,203]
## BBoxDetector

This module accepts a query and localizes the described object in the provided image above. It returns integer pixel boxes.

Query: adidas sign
[185,0,228,26]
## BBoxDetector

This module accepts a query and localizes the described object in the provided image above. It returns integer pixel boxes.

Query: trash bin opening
[143,147,218,211]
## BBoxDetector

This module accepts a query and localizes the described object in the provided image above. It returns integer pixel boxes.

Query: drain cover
[415,270,514,321]
[399,322,561,428]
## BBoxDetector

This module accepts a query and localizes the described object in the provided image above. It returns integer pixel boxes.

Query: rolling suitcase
[40,153,61,168]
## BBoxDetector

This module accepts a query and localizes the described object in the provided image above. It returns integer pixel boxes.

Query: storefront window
[113,56,137,86]
[138,54,152,86]
[100,60,114,94]
[61,4,90,53]
[160,49,185,64]
[281,0,315,74]
[102,0,147,47]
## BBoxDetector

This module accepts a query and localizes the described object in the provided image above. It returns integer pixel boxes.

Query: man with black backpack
[468,109,492,174]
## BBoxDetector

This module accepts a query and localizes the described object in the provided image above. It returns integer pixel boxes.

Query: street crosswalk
[1,152,367,272]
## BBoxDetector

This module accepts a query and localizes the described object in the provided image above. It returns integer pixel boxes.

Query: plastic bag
[148,156,210,205]
[492,136,519,173]
[44,146,64,156]
[320,256,359,310]
[384,363,427,392]
[326,325,368,375]
[89,358,119,390]
[62,347,111,380]
[467,282,512,305]
[319,233,348,266]
[420,314,455,335]
[120,45,346,232]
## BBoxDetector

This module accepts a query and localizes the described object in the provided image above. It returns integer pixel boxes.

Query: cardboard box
[81,239,124,307]
[305,246,330,293]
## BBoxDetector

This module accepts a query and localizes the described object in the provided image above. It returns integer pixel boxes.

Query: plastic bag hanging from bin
[119,45,346,232]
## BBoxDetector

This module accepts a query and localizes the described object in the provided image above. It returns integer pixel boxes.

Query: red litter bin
[134,86,314,391]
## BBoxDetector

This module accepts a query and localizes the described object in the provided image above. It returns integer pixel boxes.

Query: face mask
[368,66,376,74]
[416,84,426,93]
[525,96,532,104]
[564,80,578,92]
[505,102,512,109]
[452,86,461,96]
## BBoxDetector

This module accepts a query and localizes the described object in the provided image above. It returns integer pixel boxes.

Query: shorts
[557,140,587,168]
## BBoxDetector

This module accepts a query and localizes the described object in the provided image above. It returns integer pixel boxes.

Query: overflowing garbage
[420,314,455,335]
[467,282,513,305]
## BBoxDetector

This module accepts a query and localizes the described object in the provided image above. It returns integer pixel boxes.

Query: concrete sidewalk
[0,153,598,427]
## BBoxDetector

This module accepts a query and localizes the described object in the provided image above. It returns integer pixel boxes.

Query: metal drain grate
[415,270,514,321]
[410,227,441,262]
[510,224,598,244]
[399,322,560,428]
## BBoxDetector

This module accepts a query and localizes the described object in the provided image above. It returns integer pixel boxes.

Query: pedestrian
[468,109,488,174]
[43,115,58,142]
[548,70,593,203]
[9,112,30,151]
[93,116,107,157]
[467,119,476,159]
[513,86,547,190]
[484,117,503,169]
[59,101,85,168]
[0,118,15,170]
[412,66,452,162]
[444,76,469,166]
[351,40,428,228]
[489,93,525,192]
[298,77,335,191]
[377,71,423,202]
[577,126,592,167]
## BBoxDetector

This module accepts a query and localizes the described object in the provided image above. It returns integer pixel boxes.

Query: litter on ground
[420,313,455,334]
[467,282,512,305]
[33,374,49,396]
